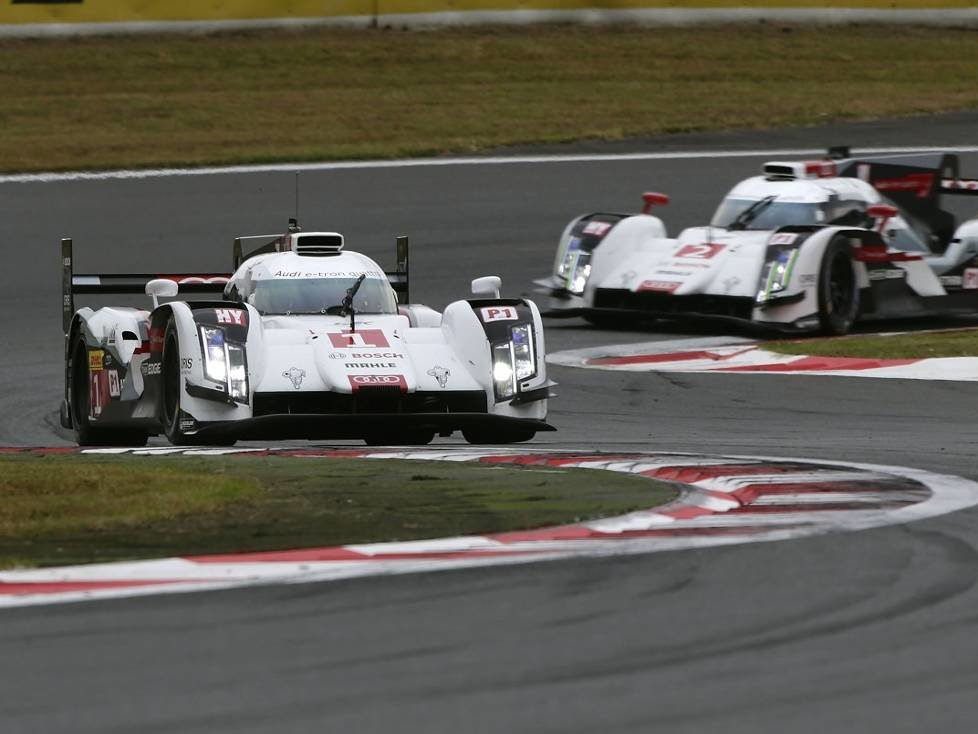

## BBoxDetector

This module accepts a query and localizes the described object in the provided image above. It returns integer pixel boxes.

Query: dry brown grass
[2,24,977,172]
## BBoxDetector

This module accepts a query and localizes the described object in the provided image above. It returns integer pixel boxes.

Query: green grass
[0,454,675,568]
[765,328,978,359]
[1,24,977,172]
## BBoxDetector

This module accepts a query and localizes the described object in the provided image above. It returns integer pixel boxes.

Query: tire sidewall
[162,319,184,443]
[817,237,860,336]
[70,338,93,444]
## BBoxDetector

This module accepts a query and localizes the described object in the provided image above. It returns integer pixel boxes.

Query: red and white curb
[1,446,977,608]
[549,335,978,381]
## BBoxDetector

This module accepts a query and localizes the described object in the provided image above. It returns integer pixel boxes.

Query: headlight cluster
[756,247,799,304]
[200,325,248,403]
[556,240,592,296]
[492,324,536,400]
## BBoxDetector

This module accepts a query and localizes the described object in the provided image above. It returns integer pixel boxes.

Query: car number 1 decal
[328,330,390,348]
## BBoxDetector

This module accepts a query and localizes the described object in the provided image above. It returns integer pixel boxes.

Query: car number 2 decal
[676,243,725,259]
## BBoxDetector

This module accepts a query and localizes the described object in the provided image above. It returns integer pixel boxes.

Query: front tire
[162,321,187,444]
[161,320,236,446]
[817,237,860,336]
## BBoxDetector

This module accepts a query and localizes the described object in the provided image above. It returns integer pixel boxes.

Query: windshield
[252,277,397,315]
[712,198,824,230]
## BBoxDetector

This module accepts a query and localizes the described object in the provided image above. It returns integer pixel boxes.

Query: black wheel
[584,313,620,329]
[462,427,536,445]
[69,339,147,447]
[363,430,435,447]
[817,237,860,336]
[161,320,199,445]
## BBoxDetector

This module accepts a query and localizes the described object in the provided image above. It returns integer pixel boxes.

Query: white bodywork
[539,157,978,332]
[66,232,551,444]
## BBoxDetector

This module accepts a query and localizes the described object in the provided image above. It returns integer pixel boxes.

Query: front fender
[752,226,874,328]
[146,302,259,426]
[551,212,664,296]
[441,298,550,419]
[584,215,672,303]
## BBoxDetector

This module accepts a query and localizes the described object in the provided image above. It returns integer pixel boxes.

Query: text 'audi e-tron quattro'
[536,149,978,334]
[61,221,555,447]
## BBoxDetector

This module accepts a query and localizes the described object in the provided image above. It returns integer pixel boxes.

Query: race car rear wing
[61,237,231,334]
[941,177,978,196]
[63,230,411,333]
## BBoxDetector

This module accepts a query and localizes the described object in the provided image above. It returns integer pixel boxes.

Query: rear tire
[462,427,536,445]
[364,430,435,447]
[817,237,860,336]
[70,339,148,447]
[584,313,619,329]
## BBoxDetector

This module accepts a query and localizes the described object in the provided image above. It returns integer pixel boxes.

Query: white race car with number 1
[61,220,555,447]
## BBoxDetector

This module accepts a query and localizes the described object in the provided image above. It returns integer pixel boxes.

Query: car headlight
[556,237,592,296]
[199,325,249,403]
[228,343,248,402]
[201,326,227,384]
[756,246,799,303]
[492,324,537,401]
[511,324,535,381]
[492,342,516,400]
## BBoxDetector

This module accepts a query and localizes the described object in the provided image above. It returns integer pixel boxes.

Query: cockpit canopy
[710,197,871,231]
[225,250,399,315]
[251,276,397,316]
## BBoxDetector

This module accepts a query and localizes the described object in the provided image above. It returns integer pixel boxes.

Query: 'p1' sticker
[215,308,247,326]
[963,268,978,290]
[107,370,121,398]
[480,306,518,322]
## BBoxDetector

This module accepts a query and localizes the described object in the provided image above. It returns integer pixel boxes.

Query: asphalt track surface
[3,115,978,733]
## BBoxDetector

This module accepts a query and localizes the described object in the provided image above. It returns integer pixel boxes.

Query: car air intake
[763,163,798,180]
[294,234,344,256]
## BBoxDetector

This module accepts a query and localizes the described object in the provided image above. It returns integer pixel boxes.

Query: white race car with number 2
[537,149,978,334]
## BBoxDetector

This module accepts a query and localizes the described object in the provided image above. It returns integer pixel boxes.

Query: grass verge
[0,454,676,569]
[2,24,977,172]
[765,328,978,359]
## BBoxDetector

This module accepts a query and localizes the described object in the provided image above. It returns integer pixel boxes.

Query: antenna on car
[294,171,300,224]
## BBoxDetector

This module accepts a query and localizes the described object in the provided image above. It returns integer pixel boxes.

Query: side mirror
[867,204,899,234]
[145,278,178,308]
[471,276,501,299]
[641,192,670,214]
